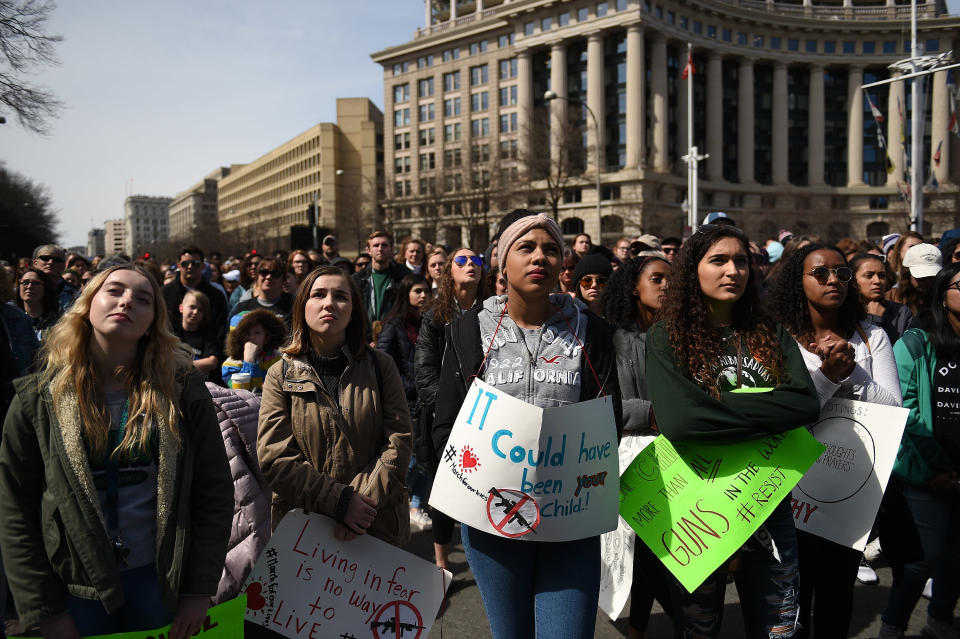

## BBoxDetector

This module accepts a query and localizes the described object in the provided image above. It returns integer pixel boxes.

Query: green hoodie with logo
[646,320,820,443]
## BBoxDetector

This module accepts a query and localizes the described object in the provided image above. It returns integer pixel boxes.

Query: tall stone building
[169,167,231,243]
[86,228,105,257]
[104,219,126,256]
[372,0,960,244]
[124,195,172,256]
[217,98,384,254]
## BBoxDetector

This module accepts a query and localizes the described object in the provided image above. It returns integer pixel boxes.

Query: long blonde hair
[40,264,193,462]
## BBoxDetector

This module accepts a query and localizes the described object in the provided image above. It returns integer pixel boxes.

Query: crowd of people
[0,211,957,638]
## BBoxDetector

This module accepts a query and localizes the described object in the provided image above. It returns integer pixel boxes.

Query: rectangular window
[499,85,518,106]
[541,17,552,31]
[693,21,702,34]
[418,128,435,146]
[883,41,896,54]
[444,123,462,142]
[601,185,621,200]
[707,24,717,39]
[616,0,627,9]
[417,57,426,69]
[722,28,732,42]
[443,97,461,117]
[471,117,489,137]
[403,157,411,173]
[426,54,434,66]
[394,133,404,150]
[393,83,409,103]
[680,16,687,29]
[788,38,799,51]
[418,152,436,171]
[770,36,781,49]
[470,64,489,86]
[805,39,817,53]
[926,39,939,51]
[395,181,403,197]
[863,41,875,54]
[667,10,675,24]
[824,40,836,53]
[558,12,570,26]
[471,144,490,163]
[753,35,763,48]
[843,41,855,54]
[469,40,488,55]
[524,21,535,35]
[737,31,747,45]
[443,71,461,92]
[597,2,608,16]
[418,103,435,121]
[404,180,411,196]
[392,63,402,76]
[471,91,489,112]
[498,34,515,48]
[418,77,434,97]
[499,58,518,80]
[444,149,462,167]
[578,7,589,20]
[393,108,410,127]
[499,112,518,133]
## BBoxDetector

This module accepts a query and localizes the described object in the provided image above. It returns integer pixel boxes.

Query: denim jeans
[66,564,173,635]
[407,455,428,510]
[882,485,960,629]
[461,525,601,639]
[669,498,800,639]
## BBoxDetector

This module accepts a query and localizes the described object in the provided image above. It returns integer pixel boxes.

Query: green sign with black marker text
[619,429,824,592]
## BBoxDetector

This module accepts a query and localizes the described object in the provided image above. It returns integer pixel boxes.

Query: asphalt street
[404,524,954,639]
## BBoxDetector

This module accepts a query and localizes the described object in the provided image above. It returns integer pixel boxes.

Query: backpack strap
[369,347,384,400]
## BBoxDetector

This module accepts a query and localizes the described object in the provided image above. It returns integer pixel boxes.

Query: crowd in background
[0,210,958,638]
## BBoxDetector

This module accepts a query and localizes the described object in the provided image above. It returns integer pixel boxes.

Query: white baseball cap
[902,243,943,279]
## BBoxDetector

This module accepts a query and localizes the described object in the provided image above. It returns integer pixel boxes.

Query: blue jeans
[669,498,800,639]
[407,455,428,510]
[461,525,601,639]
[66,564,174,635]
[882,485,960,629]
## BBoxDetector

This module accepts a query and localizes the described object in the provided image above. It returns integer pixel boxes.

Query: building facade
[217,98,384,254]
[372,0,960,244]
[104,219,126,256]
[86,228,105,257]
[124,195,172,256]
[169,167,231,243]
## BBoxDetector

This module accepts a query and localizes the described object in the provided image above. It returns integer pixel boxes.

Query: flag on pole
[877,127,887,150]
[866,92,884,123]
[886,152,895,174]
[928,173,939,190]
[934,139,943,167]
[681,49,695,79]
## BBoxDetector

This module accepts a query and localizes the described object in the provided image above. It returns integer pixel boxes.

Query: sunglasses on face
[180,259,203,269]
[806,266,853,284]
[19,279,43,288]
[36,255,64,264]
[259,268,284,279]
[453,255,483,268]
[662,246,679,254]
[580,275,608,289]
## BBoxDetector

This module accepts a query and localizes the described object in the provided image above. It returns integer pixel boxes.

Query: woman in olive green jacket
[257,266,411,546]
[0,264,233,639]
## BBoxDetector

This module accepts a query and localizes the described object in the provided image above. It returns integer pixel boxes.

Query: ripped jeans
[669,498,800,639]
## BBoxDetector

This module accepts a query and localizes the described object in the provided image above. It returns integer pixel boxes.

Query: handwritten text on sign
[430,379,619,541]
[243,510,450,639]
[792,399,908,550]
[619,429,824,592]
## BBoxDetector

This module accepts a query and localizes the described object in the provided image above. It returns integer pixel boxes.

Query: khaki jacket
[0,370,234,628]
[257,347,411,546]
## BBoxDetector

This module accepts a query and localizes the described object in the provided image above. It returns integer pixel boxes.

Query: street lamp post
[543,90,603,244]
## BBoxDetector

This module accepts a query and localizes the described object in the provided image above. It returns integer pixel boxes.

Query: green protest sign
[23,595,246,639]
[619,429,824,593]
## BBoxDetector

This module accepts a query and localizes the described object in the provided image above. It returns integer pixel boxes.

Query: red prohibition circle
[486,488,541,538]
[370,599,425,639]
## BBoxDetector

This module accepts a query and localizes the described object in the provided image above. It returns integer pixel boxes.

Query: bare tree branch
[0,0,63,134]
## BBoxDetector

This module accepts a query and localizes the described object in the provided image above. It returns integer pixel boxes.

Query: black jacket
[352,262,411,332]
[162,279,228,346]
[376,317,418,417]
[432,306,623,460]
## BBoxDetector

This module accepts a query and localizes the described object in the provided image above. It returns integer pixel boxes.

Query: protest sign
[791,399,908,550]
[598,433,656,620]
[619,428,824,592]
[22,596,246,639]
[243,510,450,639]
[429,379,619,541]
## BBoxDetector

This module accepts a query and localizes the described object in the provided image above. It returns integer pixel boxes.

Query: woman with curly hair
[415,248,487,570]
[601,255,673,639]
[766,243,901,639]
[646,224,820,638]
[0,264,232,638]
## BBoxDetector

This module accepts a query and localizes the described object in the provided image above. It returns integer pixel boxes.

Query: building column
[931,69,950,184]
[477,0,484,13]
[772,61,789,185]
[625,25,645,169]
[517,49,532,172]
[847,65,865,186]
[425,0,431,29]
[738,57,755,184]
[450,0,457,21]
[587,32,606,173]
[706,52,723,181]
[887,71,904,187]
[550,42,568,173]
[808,64,826,186]
[651,34,668,173]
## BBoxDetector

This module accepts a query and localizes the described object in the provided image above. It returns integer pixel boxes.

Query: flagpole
[687,42,695,230]
[911,0,922,232]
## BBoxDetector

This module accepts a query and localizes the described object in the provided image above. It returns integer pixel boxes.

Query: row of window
[523,0,629,36]
[394,166,522,198]
[394,140,520,175]
[393,34,516,76]
[394,60,518,106]
[394,90,518,127]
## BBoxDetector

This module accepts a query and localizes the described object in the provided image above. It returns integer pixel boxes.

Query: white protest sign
[791,398,908,550]
[243,510,450,639]
[430,378,619,541]
[598,433,655,620]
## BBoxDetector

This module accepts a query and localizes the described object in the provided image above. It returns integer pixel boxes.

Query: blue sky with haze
[3,0,958,249]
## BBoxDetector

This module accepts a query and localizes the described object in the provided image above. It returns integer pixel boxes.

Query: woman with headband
[431,210,622,638]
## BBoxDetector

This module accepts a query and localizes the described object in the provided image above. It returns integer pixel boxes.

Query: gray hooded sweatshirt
[476,293,587,409]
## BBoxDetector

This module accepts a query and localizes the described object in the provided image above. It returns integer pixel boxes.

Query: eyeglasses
[662,246,679,254]
[453,255,483,268]
[259,268,284,279]
[580,275,608,289]
[36,255,64,264]
[19,279,43,288]
[179,259,203,269]
[806,266,853,284]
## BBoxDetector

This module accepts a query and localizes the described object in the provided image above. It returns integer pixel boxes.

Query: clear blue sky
[3,0,959,249]
[2,1,422,249]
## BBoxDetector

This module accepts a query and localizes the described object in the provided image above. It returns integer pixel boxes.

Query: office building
[124,195,172,256]
[169,167,231,243]
[104,219,126,256]
[86,228,105,257]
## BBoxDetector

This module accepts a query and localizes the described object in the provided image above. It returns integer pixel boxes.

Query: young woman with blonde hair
[0,264,233,638]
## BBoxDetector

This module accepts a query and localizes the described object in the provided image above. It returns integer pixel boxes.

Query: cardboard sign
[791,399,908,550]
[429,379,619,541]
[22,596,246,639]
[243,510,450,639]
[619,428,824,592]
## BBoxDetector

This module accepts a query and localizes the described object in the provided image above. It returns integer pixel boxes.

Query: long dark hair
[430,248,488,325]
[766,244,865,345]
[849,252,887,303]
[283,266,368,360]
[385,273,430,323]
[662,225,782,398]
[16,267,58,314]
[927,264,960,361]
[602,256,669,330]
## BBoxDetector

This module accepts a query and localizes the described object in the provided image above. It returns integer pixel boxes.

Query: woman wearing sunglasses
[766,244,901,639]
[414,248,487,571]
[572,253,612,316]
[228,258,294,330]
[877,264,960,639]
